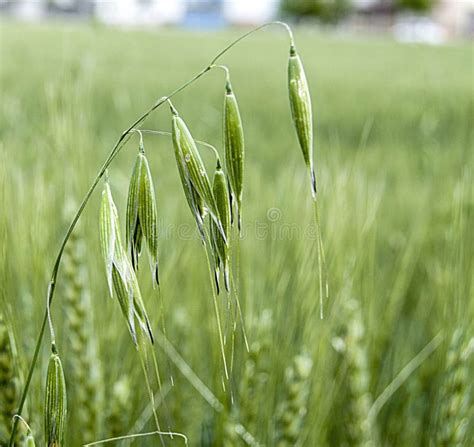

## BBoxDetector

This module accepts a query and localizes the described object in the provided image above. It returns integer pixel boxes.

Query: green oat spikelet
[44,347,67,447]
[288,44,316,199]
[275,352,313,446]
[99,177,117,298]
[170,103,227,243]
[223,80,245,231]
[210,160,231,294]
[173,132,206,240]
[26,433,36,447]
[100,178,153,345]
[126,137,160,286]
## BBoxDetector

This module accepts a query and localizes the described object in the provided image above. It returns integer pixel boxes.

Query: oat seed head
[288,44,316,199]
[223,80,245,232]
[26,433,36,447]
[44,349,67,447]
[171,103,227,243]
[100,179,154,345]
[126,138,160,287]
[210,160,231,293]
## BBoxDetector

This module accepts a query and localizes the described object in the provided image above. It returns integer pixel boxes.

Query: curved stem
[209,21,294,66]
[368,332,443,421]
[83,430,188,447]
[135,129,221,162]
[8,22,295,445]
[11,415,32,435]
[210,64,230,83]
[132,128,145,153]
[46,283,56,346]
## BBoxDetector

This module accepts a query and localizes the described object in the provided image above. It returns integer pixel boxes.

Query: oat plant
[8,22,325,445]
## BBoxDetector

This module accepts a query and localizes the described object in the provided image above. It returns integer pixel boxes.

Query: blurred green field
[1,22,473,446]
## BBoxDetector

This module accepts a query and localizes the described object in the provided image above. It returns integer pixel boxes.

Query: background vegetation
[0,22,473,446]
[281,0,438,23]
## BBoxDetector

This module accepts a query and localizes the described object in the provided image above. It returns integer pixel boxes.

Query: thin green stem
[229,271,250,353]
[204,239,230,382]
[83,430,188,447]
[138,338,163,445]
[312,198,328,319]
[130,383,171,436]
[230,224,249,352]
[368,332,443,421]
[154,329,224,412]
[11,415,32,435]
[135,129,221,162]
[9,21,295,444]
[208,21,294,65]
[210,64,231,83]
[46,283,56,346]
[132,129,145,153]
[153,328,261,445]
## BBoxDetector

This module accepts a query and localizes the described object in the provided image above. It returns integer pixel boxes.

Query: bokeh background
[1,1,473,446]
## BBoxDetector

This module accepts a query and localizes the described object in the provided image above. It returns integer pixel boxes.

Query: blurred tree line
[281,0,351,24]
[281,0,437,24]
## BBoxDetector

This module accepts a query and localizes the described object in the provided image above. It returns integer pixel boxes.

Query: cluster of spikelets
[8,25,317,447]
[97,35,315,347]
[62,229,102,444]
[435,328,474,446]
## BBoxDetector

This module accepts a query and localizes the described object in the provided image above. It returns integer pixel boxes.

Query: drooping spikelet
[210,160,231,294]
[44,347,67,447]
[170,102,227,243]
[288,44,316,199]
[126,138,160,287]
[274,352,313,446]
[99,178,153,345]
[63,228,102,444]
[223,80,245,231]
[436,328,474,447]
[25,432,36,446]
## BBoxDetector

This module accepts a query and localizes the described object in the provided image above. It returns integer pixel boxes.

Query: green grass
[0,21,473,446]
